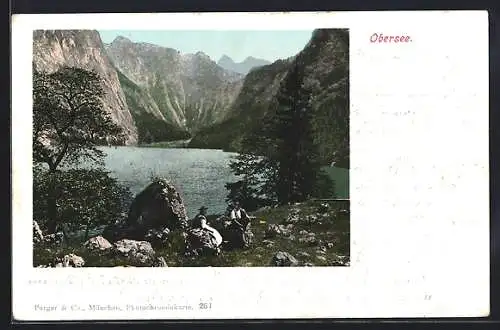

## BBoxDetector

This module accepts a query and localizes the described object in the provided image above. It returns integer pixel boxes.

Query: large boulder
[113,239,156,265]
[102,178,188,246]
[270,251,299,267]
[84,236,113,253]
[184,228,221,257]
[33,220,44,244]
[54,254,85,267]
[127,178,189,231]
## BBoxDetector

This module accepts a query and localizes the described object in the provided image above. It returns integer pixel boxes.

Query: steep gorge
[105,37,244,137]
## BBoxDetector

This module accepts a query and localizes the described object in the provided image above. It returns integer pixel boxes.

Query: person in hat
[192,206,223,246]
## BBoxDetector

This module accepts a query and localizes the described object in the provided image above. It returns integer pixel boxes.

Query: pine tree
[225,61,327,208]
[269,62,321,204]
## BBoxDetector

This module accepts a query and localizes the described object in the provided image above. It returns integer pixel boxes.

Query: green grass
[33,200,350,267]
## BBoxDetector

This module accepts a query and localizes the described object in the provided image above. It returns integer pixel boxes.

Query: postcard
[11,11,489,320]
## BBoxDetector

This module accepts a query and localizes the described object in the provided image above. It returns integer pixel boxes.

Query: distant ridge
[217,55,271,75]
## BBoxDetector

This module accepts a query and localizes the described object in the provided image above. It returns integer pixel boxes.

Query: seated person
[192,206,223,246]
[229,201,250,230]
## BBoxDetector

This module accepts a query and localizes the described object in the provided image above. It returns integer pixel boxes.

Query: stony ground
[33,200,350,267]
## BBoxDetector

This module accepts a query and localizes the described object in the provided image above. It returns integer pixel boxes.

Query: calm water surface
[100,147,238,218]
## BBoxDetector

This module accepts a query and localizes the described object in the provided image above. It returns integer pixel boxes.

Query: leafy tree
[32,66,127,234]
[33,166,133,241]
[33,66,125,172]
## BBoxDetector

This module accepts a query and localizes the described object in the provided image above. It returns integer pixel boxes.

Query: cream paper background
[11,11,489,320]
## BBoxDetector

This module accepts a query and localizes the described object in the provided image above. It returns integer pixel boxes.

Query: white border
[12,11,489,320]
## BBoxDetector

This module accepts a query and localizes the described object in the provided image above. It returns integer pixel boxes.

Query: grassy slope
[33,200,350,267]
[185,200,351,267]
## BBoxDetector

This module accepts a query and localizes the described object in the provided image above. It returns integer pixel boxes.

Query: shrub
[33,166,133,241]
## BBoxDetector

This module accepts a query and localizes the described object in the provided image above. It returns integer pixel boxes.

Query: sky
[97,30,314,63]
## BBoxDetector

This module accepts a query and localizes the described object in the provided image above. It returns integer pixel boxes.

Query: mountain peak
[111,35,133,44]
[218,55,271,75]
[218,54,234,63]
[195,51,211,59]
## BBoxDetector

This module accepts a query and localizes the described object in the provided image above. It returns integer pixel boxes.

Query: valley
[33,29,349,166]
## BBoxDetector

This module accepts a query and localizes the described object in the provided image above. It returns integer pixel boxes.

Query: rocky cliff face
[189,29,349,166]
[105,37,244,133]
[296,29,349,167]
[33,30,138,145]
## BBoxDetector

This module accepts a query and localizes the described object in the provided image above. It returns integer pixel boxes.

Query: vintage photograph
[32,29,350,268]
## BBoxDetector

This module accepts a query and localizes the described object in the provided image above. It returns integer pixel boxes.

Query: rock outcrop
[270,251,299,267]
[114,239,156,264]
[84,235,113,253]
[126,178,189,230]
[33,220,44,244]
[184,228,221,256]
[102,178,188,245]
[54,254,85,267]
[264,223,294,239]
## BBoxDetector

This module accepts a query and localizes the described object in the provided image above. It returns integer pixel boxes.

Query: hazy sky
[98,30,314,63]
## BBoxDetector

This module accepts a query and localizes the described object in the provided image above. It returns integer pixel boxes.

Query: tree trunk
[47,172,58,234]
[61,224,70,247]
[84,225,90,242]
